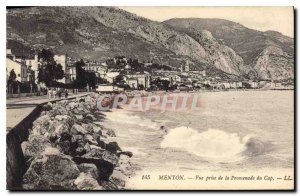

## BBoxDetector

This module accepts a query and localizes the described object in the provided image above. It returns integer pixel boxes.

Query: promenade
[6,92,91,129]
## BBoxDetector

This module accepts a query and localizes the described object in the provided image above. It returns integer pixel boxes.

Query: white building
[54,54,67,83]
[125,72,150,89]
[6,58,28,82]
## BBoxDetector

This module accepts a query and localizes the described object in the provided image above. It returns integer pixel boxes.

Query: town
[6,48,294,97]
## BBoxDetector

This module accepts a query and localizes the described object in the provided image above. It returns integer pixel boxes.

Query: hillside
[164,18,294,80]
[7,7,294,80]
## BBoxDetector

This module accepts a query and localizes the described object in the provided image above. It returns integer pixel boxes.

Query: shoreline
[122,88,294,98]
[8,93,132,190]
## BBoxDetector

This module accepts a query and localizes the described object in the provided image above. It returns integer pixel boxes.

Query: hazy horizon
[119,6,294,38]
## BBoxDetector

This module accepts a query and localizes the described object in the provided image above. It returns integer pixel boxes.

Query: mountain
[7,7,294,80]
[164,18,294,80]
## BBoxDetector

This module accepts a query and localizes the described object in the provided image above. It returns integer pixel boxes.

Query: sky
[119,6,294,38]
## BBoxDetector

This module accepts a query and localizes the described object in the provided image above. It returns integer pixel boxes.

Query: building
[54,54,67,83]
[96,84,123,93]
[19,55,40,84]
[174,75,190,83]
[6,49,16,61]
[249,80,259,88]
[181,60,190,73]
[66,65,77,83]
[105,72,120,83]
[6,58,28,82]
[125,72,150,89]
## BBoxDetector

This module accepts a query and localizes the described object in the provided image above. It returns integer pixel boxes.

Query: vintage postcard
[6,6,294,190]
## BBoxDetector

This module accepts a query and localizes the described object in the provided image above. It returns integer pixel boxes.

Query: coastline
[6,90,294,190]
[8,93,132,190]
[123,88,294,98]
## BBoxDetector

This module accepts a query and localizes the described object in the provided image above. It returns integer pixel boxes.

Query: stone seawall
[7,93,132,190]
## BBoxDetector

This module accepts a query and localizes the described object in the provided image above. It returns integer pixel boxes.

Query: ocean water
[103,90,294,181]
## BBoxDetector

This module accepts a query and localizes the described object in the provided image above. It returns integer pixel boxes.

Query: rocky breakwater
[20,93,133,190]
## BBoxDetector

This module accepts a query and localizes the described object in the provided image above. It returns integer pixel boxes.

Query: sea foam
[105,110,157,129]
[160,127,255,162]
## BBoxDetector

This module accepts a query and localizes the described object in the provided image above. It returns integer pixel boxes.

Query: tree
[7,69,17,94]
[8,69,16,82]
[37,49,64,86]
[74,59,87,87]
[151,78,170,91]
[73,59,97,88]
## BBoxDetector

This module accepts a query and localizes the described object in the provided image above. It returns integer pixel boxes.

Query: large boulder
[22,147,80,190]
[67,102,78,110]
[115,154,133,176]
[85,114,97,122]
[84,134,98,145]
[48,105,68,118]
[82,149,119,166]
[22,135,52,161]
[73,148,119,180]
[106,142,121,154]
[77,163,99,179]
[74,173,102,190]
[32,115,51,135]
[70,124,87,135]
[81,123,94,134]
[109,170,127,188]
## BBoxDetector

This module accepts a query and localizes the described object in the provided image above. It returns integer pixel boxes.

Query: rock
[102,128,116,137]
[118,151,133,158]
[55,115,69,121]
[78,163,99,179]
[44,147,60,155]
[48,105,68,117]
[96,137,107,149]
[82,148,119,166]
[100,180,118,190]
[84,143,91,153]
[90,145,102,150]
[42,104,52,111]
[74,115,83,120]
[71,135,84,143]
[85,114,96,121]
[67,102,78,110]
[57,100,69,106]
[70,124,87,135]
[75,146,86,156]
[73,148,119,180]
[109,170,126,188]
[91,124,102,134]
[82,123,94,133]
[116,154,133,176]
[22,147,80,190]
[85,134,98,145]
[32,115,51,135]
[60,132,72,141]
[46,120,61,133]
[53,122,70,136]
[48,133,59,143]
[55,132,73,155]
[22,135,52,159]
[106,142,121,154]
[74,173,102,190]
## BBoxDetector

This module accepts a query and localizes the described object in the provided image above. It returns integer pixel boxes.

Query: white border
[1,0,298,195]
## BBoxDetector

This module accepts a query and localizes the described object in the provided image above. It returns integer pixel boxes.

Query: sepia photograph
[5,5,295,191]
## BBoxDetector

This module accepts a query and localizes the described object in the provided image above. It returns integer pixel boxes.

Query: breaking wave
[160,127,265,162]
[104,110,157,129]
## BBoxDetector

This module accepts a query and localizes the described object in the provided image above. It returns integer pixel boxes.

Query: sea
[102,90,294,189]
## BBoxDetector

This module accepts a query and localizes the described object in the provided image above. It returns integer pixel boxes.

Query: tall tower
[185,60,190,72]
